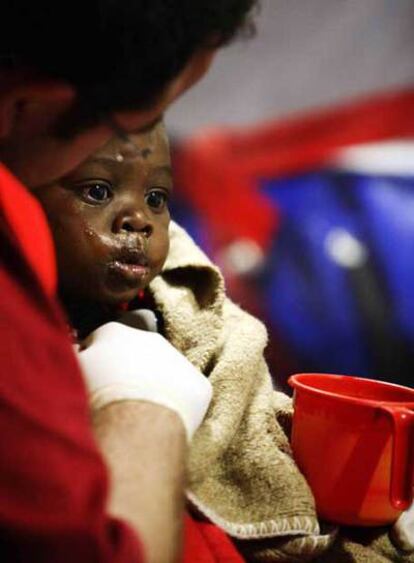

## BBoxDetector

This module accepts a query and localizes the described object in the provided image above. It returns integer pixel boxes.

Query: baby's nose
[113,209,153,237]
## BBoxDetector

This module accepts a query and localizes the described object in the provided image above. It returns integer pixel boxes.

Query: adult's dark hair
[2,1,257,128]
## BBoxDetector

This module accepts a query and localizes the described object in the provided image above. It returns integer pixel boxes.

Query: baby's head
[35,122,172,333]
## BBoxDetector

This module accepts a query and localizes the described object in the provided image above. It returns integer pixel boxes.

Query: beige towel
[149,222,413,562]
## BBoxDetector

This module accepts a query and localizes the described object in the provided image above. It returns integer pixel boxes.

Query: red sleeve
[0,205,143,559]
[183,515,244,563]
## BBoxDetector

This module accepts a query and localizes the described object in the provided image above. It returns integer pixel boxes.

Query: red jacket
[0,163,243,562]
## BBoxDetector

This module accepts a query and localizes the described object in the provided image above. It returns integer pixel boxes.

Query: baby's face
[35,122,171,306]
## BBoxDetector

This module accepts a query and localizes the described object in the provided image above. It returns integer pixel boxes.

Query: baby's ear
[0,80,75,137]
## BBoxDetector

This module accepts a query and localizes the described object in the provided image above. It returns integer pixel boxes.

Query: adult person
[0,2,256,561]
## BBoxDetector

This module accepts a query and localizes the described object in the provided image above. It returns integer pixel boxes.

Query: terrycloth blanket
[149,222,413,562]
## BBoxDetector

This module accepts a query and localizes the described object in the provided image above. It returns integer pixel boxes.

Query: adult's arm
[0,250,142,561]
[77,322,213,561]
[94,401,187,563]
[0,254,209,563]
[0,171,206,562]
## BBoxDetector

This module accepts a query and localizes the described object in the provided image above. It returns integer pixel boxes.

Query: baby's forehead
[97,121,169,162]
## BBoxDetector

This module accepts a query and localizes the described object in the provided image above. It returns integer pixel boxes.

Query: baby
[35,122,413,562]
[35,122,171,339]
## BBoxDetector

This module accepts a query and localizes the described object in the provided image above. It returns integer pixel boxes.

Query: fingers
[392,502,414,552]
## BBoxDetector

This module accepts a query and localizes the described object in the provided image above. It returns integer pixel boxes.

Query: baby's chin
[97,288,143,309]
[102,265,157,304]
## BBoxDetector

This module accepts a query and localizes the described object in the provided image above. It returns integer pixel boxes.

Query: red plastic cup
[288,373,414,526]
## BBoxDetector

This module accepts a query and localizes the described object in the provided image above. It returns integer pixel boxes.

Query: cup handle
[381,406,414,511]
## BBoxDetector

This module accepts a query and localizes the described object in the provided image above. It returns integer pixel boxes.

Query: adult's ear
[170,48,217,100]
[0,79,75,138]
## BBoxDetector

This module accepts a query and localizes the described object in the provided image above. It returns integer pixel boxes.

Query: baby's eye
[82,182,113,204]
[145,189,169,212]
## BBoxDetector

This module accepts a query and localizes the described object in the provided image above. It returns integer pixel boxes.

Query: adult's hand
[392,502,414,551]
[77,322,212,439]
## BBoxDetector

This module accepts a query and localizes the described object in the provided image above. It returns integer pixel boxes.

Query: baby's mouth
[115,247,149,267]
[108,248,150,286]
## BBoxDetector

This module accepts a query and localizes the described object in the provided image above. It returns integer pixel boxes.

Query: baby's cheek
[82,228,112,260]
[153,239,169,272]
